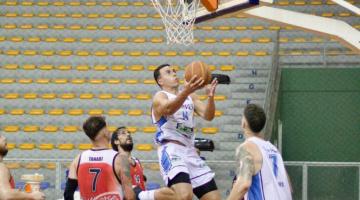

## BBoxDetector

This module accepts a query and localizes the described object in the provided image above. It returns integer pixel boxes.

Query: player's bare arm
[116,154,135,200]
[0,163,45,200]
[152,75,204,120]
[64,154,80,200]
[192,78,218,121]
[227,144,255,200]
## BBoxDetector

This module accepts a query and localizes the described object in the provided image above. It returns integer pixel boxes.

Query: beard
[120,143,133,152]
[0,147,8,157]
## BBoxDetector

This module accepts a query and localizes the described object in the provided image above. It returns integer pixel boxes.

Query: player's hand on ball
[206,78,218,97]
[184,75,205,94]
[31,191,45,200]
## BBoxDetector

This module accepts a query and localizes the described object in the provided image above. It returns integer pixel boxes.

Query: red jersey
[130,157,146,190]
[9,174,15,189]
[77,149,124,200]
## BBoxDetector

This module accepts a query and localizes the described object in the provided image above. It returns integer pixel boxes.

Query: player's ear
[114,139,120,146]
[241,117,246,130]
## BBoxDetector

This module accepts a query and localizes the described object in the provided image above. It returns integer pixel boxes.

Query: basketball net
[150,0,200,45]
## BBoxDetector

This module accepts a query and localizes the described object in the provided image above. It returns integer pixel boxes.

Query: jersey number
[89,168,101,192]
[269,154,278,177]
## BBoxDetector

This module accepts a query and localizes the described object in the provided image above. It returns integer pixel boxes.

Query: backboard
[195,0,261,23]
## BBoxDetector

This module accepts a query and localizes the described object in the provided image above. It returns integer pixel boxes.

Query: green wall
[279,68,360,200]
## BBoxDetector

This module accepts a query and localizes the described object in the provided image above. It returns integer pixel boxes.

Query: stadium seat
[220,65,235,71]
[117,93,131,100]
[202,127,219,134]
[143,126,157,133]
[136,94,151,100]
[23,125,39,132]
[6,162,20,169]
[88,109,103,115]
[19,143,36,150]
[68,109,83,116]
[136,144,153,151]
[24,162,41,169]
[63,126,78,132]
[79,144,93,150]
[108,109,124,116]
[6,143,16,150]
[58,144,75,150]
[98,93,113,99]
[49,109,64,116]
[128,110,143,116]
[29,109,44,115]
[127,127,138,133]
[43,125,58,132]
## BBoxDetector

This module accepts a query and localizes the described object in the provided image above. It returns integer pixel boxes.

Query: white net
[150,0,200,45]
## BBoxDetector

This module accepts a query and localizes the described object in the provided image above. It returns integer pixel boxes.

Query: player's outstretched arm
[227,144,255,200]
[0,163,45,200]
[153,75,204,118]
[193,78,218,121]
[116,154,136,200]
[64,155,80,200]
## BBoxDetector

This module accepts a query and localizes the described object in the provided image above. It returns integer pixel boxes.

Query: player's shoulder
[235,141,259,156]
[153,91,168,99]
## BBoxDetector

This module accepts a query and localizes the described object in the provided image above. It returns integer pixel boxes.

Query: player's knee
[177,190,193,200]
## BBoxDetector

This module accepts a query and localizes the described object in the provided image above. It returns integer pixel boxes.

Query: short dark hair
[83,116,106,141]
[111,126,126,151]
[154,64,170,87]
[244,104,266,133]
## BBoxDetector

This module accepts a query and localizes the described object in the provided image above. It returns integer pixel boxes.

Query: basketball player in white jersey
[151,64,220,200]
[227,104,292,200]
[64,116,135,200]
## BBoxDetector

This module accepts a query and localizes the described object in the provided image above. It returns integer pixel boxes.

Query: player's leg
[158,143,193,200]
[153,187,177,200]
[193,179,221,200]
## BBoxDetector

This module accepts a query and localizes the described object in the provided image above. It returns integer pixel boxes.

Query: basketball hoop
[150,0,200,45]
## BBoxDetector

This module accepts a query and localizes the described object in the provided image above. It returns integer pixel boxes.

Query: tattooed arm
[226,144,255,200]
[115,154,135,200]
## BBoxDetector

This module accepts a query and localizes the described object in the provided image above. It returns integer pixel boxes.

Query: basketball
[184,61,212,87]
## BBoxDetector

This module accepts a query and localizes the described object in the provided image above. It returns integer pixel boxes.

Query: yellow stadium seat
[53,79,67,84]
[221,38,234,43]
[24,125,39,132]
[1,78,15,84]
[215,110,223,117]
[181,51,195,56]
[152,14,161,18]
[19,143,36,150]
[136,94,151,100]
[98,93,113,99]
[147,51,161,56]
[38,144,54,150]
[66,78,82,84]
[10,36,23,42]
[251,26,264,30]
[218,51,231,56]
[129,51,143,56]
[322,12,334,17]
[268,26,281,30]
[24,162,41,169]
[28,109,44,115]
[41,93,56,99]
[143,126,156,133]
[220,65,235,71]
[310,1,322,5]
[120,14,132,19]
[278,1,290,5]
[112,51,125,56]
[108,126,117,132]
[104,14,116,18]
[97,38,111,43]
[70,13,83,18]
[36,78,50,84]
[6,144,16,150]
[38,13,50,18]
[144,79,156,84]
[39,65,54,70]
[37,24,49,29]
[117,1,129,6]
[0,109,5,115]
[106,79,121,84]
[43,125,58,132]
[339,12,351,17]
[151,37,163,43]
[294,1,306,5]
[0,36,5,42]
[58,50,72,56]
[4,24,17,29]
[4,93,19,99]
[257,38,271,43]
[127,127,138,133]
[5,50,20,56]
[58,144,74,150]
[24,93,37,99]
[133,2,145,6]
[254,51,268,56]
[235,26,247,31]
[77,51,90,56]
[133,38,146,43]
[60,93,75,99]
[79,144,93,150]
[108,109,124,116]
[236,51,249,56]
[6,162,20,169]
[3,125,19,132]
[294,38,307,43]
[240,38,252,43]
[201,127,218,134]
[125,79,138,84]
[80,38,93,43]
[147,66,157,71]
[200,51,213,56]
[164,51,177,56]
[68,109,83,116]
[135,26,147,30]
[128,109,143,116]
[308,50,321,55]
[63,126,78,132]
[129,65,144,71]
[214,95,227,101]
[57,65,72,70]
[76,65,89,71]
[5,1,17,6]
[79,93,94,99]
[119,26,131,30]
[151,26,164,30]
[136,144,153,151]
[89,79,104,84]
[27,37,40,43]
[10,109,25,115]
[94,65,108,71]
[326,1,335,5]
[117,93,131,100]
[48,109,64,115]
[85,25,98,30]
[3,64,18,70]
[88,109,103,115]
[44,163,56,170]
[37,1,49,6]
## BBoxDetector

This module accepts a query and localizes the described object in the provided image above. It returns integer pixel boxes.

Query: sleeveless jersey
[244,137,292,200]
[130,157,146,190]
[77,149,124,200]
[9,174,15,189]
[152,90,195,147]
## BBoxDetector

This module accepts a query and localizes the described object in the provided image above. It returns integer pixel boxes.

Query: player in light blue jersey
[151,64,220,200]
[227,104,292,200]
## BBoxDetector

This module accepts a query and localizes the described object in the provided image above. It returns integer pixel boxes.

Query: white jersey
[152,90,195,147]
[244,137,292,200]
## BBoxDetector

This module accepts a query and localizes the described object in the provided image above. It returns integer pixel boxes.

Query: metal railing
[4,158,360,200]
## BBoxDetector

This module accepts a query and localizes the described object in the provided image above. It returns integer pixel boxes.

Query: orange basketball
[184,61,212,87]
